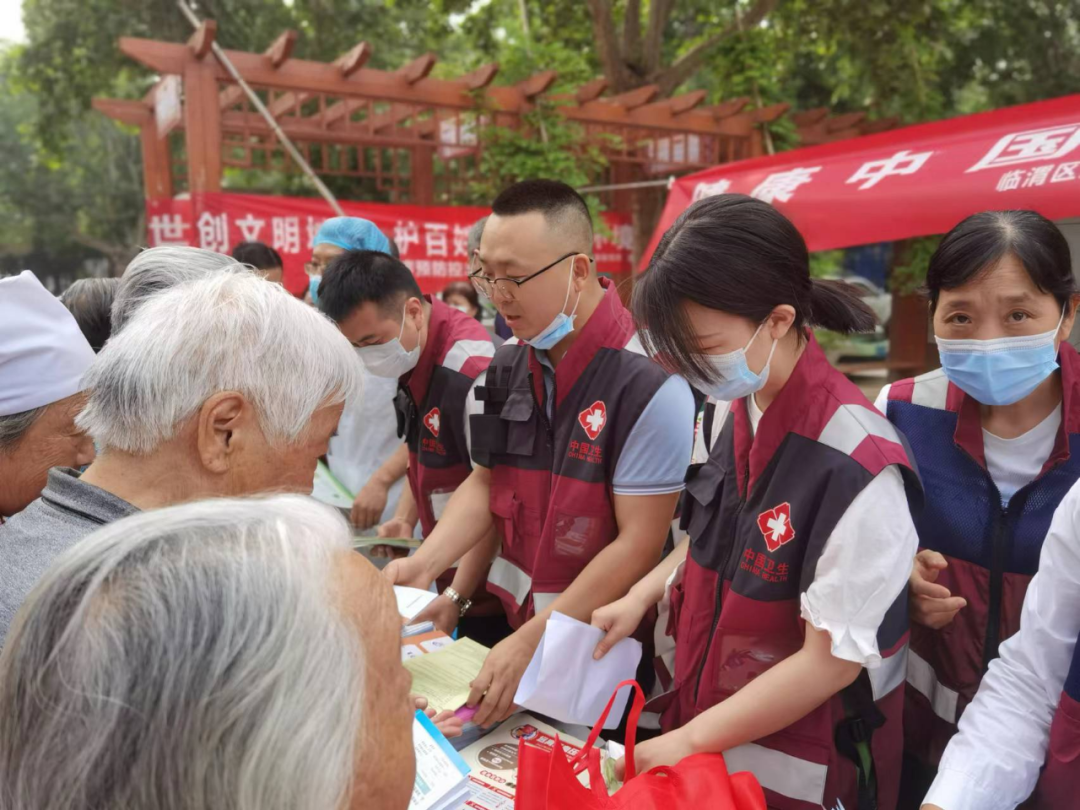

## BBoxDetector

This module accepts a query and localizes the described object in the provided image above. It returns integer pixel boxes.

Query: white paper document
[513,611,642,729]
[395,586,438,622]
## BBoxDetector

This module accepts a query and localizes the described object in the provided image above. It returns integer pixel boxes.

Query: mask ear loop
[561,255,583,320]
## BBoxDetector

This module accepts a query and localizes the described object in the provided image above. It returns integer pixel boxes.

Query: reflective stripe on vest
[906,648,959,723]
[443,338,495,373]
[911,369,949,409]
[488,555,531,608]
[869,642,909,701]
[723,743,827,806]
[818,402,903,455]
[486,556,564,615]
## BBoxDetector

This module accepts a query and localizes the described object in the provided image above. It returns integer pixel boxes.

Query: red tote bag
[516,679,767,810]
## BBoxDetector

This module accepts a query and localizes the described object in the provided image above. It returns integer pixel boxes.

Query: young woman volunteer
[873,210,1080,797]
[591,194,921,810]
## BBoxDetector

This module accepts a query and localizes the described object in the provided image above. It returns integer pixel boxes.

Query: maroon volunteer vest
[661,336,921,810]
[1032,630,1080,808]
[885,345,1080,767]
[470,280,671,628]
[395,297,493,536]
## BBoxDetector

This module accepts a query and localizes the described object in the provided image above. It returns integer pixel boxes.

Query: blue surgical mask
[356,303,421,378]
[308,274,322,305]
[695,321,778,402]
[525,261,582,351]
[936,310,1065,406]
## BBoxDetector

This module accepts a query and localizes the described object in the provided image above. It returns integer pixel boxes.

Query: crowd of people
[1,176,1078,810]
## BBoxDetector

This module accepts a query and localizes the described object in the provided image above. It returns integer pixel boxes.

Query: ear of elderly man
[0,248,359,645]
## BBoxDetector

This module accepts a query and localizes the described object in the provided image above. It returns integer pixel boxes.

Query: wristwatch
[443,587,472,618]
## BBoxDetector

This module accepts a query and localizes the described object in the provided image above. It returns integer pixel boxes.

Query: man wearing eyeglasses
[386,179,695,728]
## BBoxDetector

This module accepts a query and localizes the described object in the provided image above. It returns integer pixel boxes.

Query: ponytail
[807,278,877,334]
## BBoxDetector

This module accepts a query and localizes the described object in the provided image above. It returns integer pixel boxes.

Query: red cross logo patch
[423,407,441,438]
[578,401,607,441]
[757,503,795,552]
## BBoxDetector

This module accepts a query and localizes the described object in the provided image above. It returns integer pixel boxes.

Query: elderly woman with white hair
[0,495,415,810]
[0,271,360,645]
[0,272,96,521]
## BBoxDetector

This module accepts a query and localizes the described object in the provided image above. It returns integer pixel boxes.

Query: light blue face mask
[936,309,1065,406]
[695,321,778,402]
[308,274,322,305]
[525,260,582,351]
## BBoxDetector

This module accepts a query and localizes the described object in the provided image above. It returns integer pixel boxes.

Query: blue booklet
[408,710,472,810]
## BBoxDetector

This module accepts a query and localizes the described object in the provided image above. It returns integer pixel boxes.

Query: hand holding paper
[513,611,642,729]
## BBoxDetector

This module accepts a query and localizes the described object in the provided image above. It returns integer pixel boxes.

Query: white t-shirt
[874,384,1061,507]
[694,396,919,667]
[326,366,406,530]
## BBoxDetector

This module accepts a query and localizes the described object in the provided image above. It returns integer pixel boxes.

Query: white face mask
[449,303,471,314]
[355,303,421,378]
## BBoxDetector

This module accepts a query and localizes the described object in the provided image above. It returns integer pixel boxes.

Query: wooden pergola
[94,20,898,215]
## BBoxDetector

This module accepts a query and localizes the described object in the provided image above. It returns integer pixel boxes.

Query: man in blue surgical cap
[307,217,409,542]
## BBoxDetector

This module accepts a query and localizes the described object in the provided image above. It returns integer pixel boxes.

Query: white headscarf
[0,271,95,416]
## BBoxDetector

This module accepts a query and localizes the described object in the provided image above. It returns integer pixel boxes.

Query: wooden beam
[92,97,151,126]
[667,89,707,115]
[575,77,608,103]
[826,111,866,132]
[267,29,298,68]
[602,84,659,109]
[790,107,829,126]
[750,102,790,123]
[517,70,557,98]
[706,98,749,119]
[338,41,373,77]
[187,19,217,60]
[184,58,222,193]
[219,30,300,110]
[399,53,437,85]
[140,117,174,199]
[861,116,899,135]
[460,62,500,91]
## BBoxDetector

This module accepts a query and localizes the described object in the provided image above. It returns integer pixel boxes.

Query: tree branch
[585,0,631,91]
[643,0,676,77]
[622,0,643,71]
[651,0,779,97]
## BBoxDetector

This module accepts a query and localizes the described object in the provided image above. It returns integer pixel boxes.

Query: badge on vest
[423,407,441,437]
[757,502,796,552]
[578,400,607,441]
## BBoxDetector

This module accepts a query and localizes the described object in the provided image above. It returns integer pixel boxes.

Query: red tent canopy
[644,94,1080,264]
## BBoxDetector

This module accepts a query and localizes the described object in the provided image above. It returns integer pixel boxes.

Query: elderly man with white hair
[0,495,415,810]
[0,272,97,521]
[0,272,360,644]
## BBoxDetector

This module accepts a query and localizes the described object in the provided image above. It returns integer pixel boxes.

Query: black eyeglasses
[469,252,594,300]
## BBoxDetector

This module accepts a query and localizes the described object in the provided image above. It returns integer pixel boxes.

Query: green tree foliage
[5,0,1080,276]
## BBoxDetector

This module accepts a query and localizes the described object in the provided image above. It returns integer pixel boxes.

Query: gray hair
[0,407,45,454]
[0,495,365,810]
[112,246,245,332]
[77,271,361,455]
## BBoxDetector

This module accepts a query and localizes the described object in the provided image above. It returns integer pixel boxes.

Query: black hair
[491,179,592,240]
[926,210,1075,312]
[231,241,283,271]
[60,277,121,353]
[442,280,482,320]
[387,238,401,260]
[317,249,423,323]
[633,194,876,384]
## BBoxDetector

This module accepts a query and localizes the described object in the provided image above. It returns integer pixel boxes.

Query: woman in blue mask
[590,194,923,810]
[873,210,1080,805]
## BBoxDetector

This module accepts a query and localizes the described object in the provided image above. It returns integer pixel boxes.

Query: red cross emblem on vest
[757,503,795,552]
[578,401,607,441]
[423,407,441,438]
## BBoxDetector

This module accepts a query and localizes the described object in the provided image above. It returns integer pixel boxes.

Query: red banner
[645,93,1080,265]
[146,192,634,297]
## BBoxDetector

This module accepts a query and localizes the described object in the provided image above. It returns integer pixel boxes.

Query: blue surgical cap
[314,217,391,254]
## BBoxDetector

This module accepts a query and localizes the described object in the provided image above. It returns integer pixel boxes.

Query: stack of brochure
[408,711,471,810]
